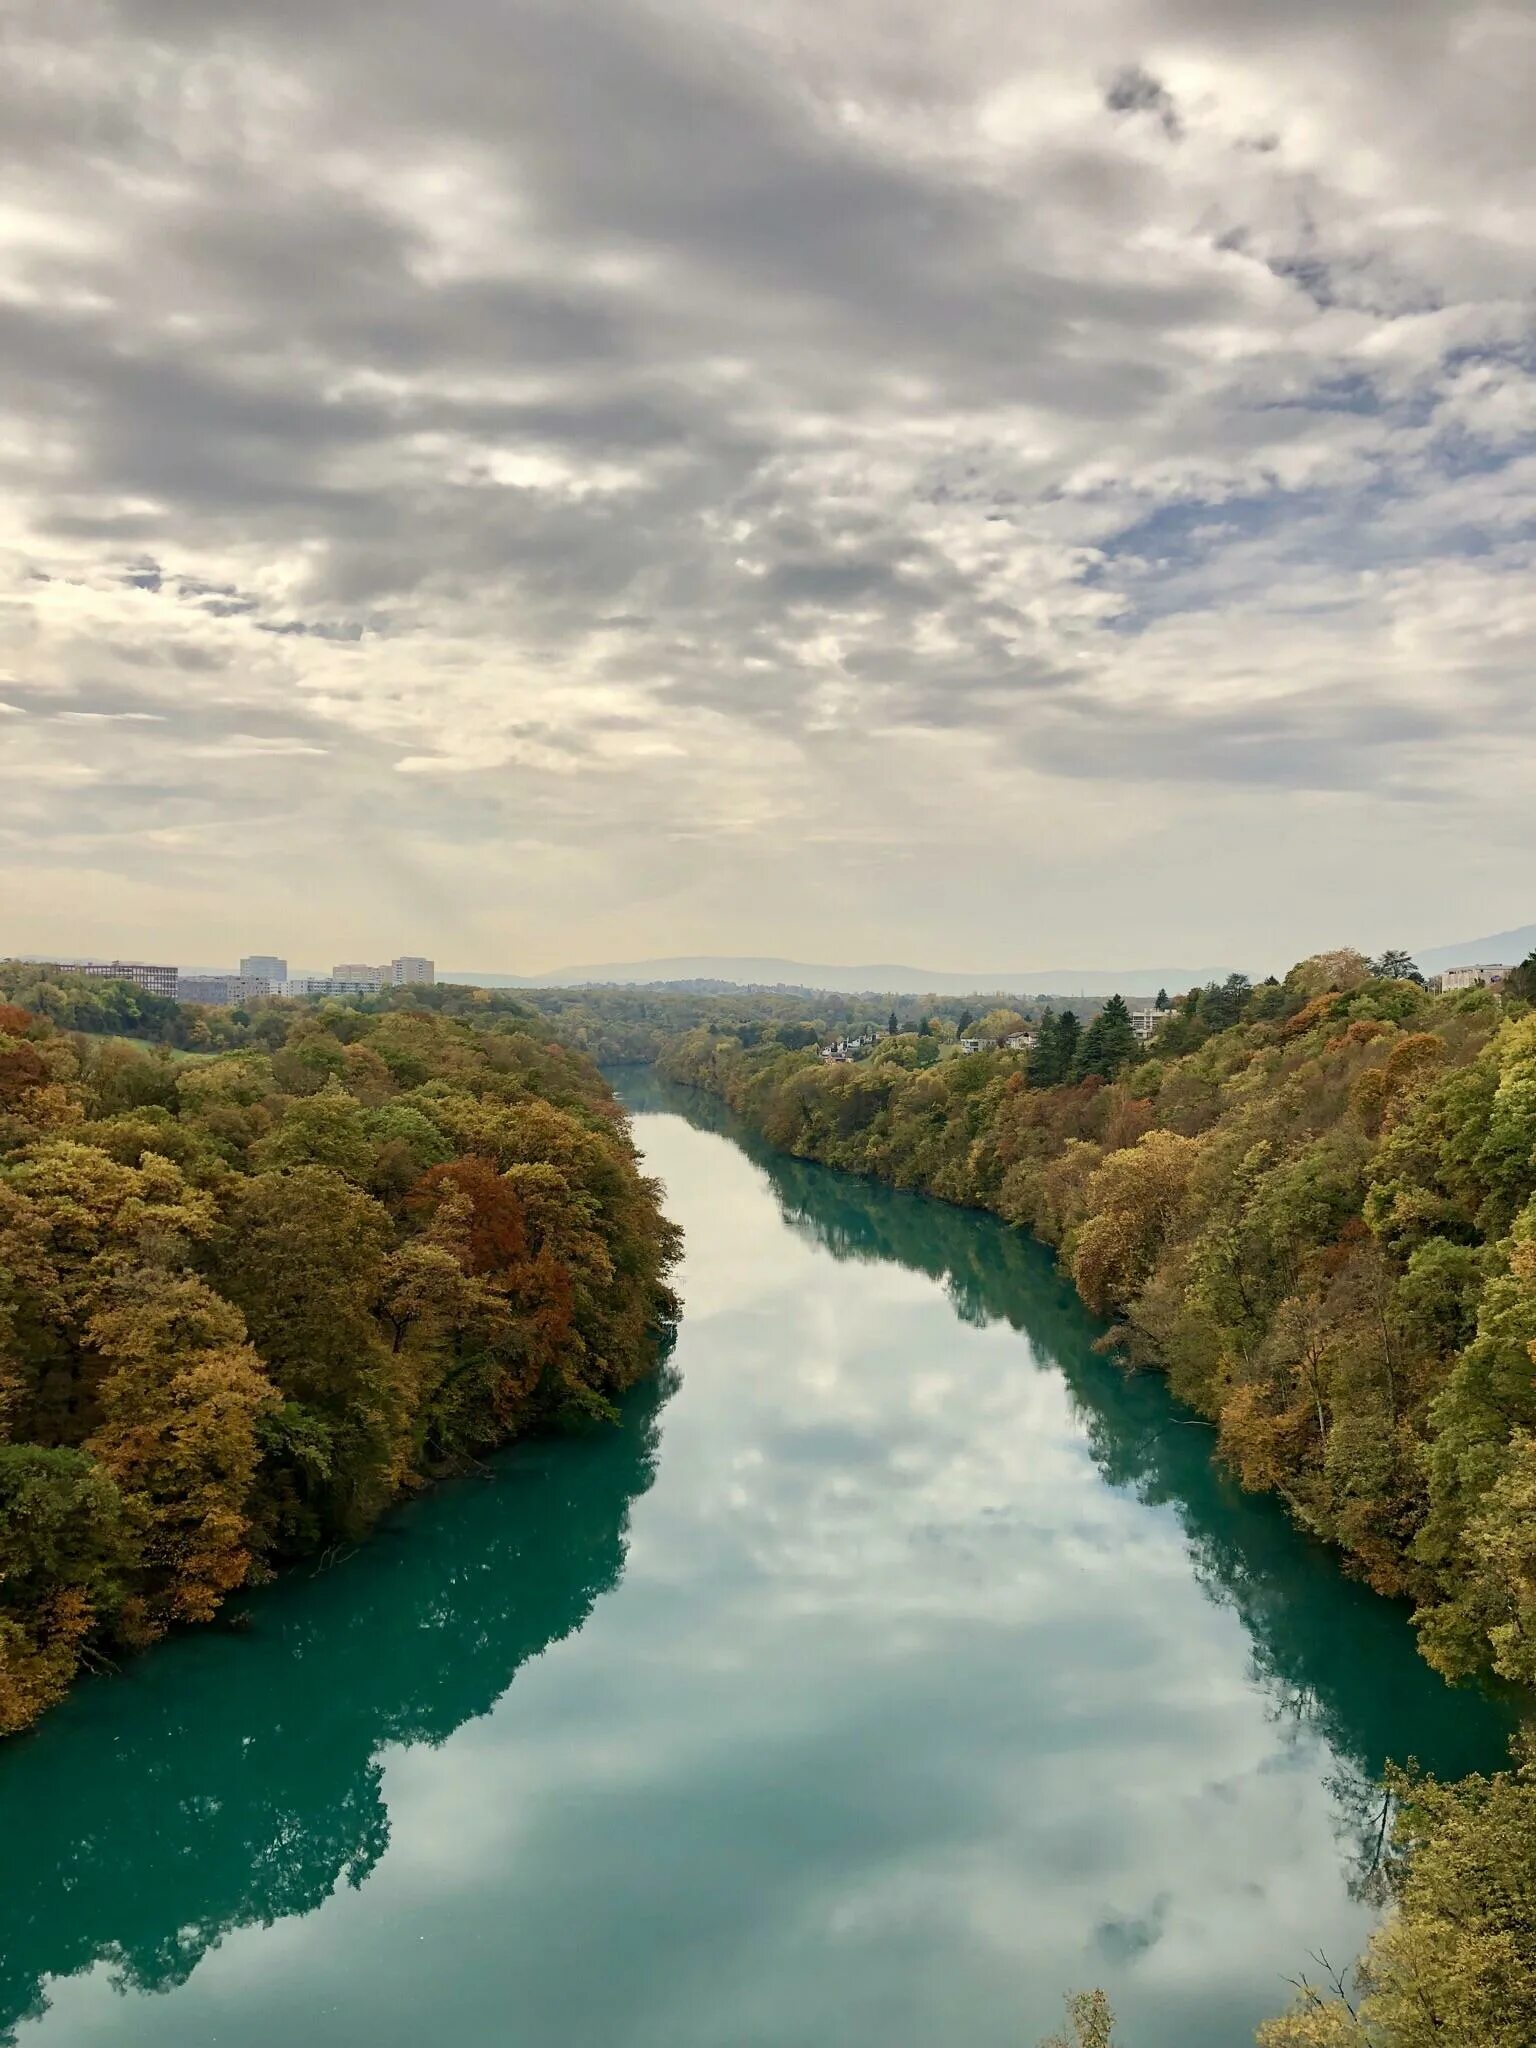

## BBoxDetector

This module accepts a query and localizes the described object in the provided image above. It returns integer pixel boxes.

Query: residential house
[1127,1003,1163,1043]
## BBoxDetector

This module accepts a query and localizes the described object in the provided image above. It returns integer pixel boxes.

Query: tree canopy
[0,1002,679,1735]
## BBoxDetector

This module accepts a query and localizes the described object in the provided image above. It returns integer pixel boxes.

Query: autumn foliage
[0,1004,679,1734]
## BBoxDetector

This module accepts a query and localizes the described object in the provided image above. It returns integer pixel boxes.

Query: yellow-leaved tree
[1038,1990,1120,2048]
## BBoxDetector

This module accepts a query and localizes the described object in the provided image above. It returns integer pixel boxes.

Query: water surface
[0,1077,1516,2048]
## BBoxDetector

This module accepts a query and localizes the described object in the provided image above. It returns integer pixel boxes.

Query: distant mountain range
[1415,923,1536,975]
[15,930,1532,1004]
[446,925,1534,1000]
[445,955,1235,998]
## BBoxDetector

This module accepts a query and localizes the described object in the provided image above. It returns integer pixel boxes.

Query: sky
[2,0,1534,975]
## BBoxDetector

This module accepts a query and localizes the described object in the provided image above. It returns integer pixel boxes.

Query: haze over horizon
[4,1,1535,965]
[18,916,1536,996]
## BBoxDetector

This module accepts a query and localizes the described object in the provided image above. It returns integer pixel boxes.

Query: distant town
[23,954,436,1003]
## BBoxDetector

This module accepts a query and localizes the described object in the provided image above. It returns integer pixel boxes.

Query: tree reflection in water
[626,1075,1517,1875]
[0,1364,675,2042]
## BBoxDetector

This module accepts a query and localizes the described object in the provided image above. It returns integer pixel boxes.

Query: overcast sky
[3,0,1534,973]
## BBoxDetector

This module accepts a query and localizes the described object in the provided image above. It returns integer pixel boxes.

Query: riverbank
[653,989,1536,2048]
[656,968,1536,1698]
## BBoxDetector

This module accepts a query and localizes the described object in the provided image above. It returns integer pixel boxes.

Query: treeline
[295,980,1074,1066]
[376,982,912,1063]
[0,1001,679,1736]
[0,963,551,1055]
[658,949,1536,1687]
[504,984,1066,1065]
[0,962,198,1048]
[0,962,1073,1068]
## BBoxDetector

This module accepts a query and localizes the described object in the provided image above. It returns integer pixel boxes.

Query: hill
[1417,922,1536,974]
[444,955,1231,998]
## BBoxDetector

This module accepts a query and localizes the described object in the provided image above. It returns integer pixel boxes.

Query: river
[0,1075,1517,2048]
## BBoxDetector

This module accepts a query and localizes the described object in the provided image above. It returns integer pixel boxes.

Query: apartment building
[66,960,179,999]
[388,956,435,986]
[180,974,272,1004]
[240,954,288,984]
[287,973,381,997]
[325,957,436,988]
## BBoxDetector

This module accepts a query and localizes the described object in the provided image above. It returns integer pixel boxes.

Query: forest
[0,998,680,1736]
[660,949,1536,2048]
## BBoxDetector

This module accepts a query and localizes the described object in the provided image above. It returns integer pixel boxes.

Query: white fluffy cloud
[2,0,1533,969]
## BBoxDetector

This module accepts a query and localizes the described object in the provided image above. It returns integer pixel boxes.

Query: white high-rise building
[241,954,287,984]
[330,962,386,991]
[388,956,435,986]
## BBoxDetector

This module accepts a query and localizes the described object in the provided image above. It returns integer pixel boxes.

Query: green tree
[1373,949,1425,984]
[248,1083,373,1181]
[1029,1010,1080,1086]
[0,1444,133,1735]
[978,1007,1026,1044]
[211,1167,402,1541]
[1055,1010,1081,1074]
[1197,973,1253,1034]
[1076,995,1137,1081]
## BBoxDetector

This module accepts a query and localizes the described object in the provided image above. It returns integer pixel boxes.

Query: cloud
[2,0,1535,966]
[1104,65,1183,141]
